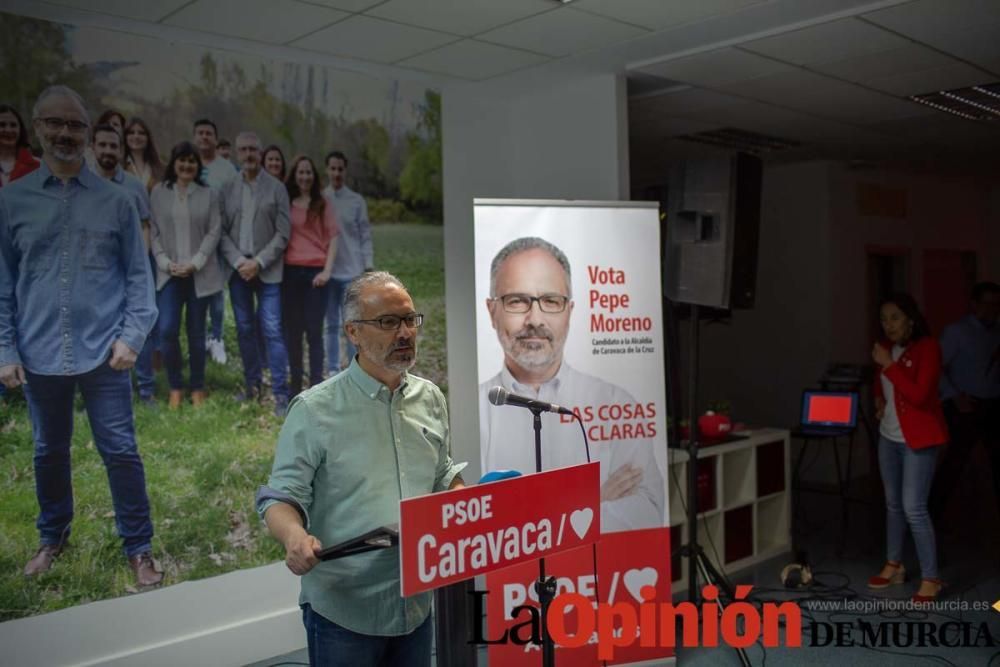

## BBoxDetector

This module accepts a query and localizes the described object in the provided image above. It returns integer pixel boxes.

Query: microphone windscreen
[487,386,507,407]
[478,470,522,484]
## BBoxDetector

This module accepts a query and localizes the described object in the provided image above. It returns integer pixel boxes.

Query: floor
[248,447,1000,667]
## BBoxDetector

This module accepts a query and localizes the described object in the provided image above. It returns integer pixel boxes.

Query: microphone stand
[679,304,751,667]
[531,408,557,667]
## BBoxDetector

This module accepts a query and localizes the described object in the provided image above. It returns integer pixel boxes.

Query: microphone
[478,470,523,484]
[487,386,574,416]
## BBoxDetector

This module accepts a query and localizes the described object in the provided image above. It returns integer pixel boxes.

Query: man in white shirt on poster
[479,237,664,532]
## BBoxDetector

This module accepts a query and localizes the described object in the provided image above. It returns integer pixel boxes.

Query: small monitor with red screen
[801,391,858,429]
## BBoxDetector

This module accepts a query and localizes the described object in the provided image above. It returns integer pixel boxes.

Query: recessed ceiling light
[675,128,800,154]
[909,82,1000,122]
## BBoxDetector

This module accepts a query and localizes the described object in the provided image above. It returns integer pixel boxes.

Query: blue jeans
[325,276,357,374]
[23,361,154,557]
[878,435,939,579]
[158,277,211,390]
[229,274,288,400]
[133,254,159,398]
[301,604,432,667]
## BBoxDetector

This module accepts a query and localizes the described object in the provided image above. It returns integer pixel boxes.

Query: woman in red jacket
[868,292,948,602]
[0,104,39,187]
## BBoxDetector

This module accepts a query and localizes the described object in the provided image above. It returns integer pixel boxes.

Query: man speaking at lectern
[257,271,466,667]
[480,237,664,532]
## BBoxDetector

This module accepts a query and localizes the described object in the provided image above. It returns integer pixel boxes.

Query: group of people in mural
[0,85,373,588]
[0,92,372,416]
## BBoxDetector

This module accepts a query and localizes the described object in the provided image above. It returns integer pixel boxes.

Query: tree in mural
[400,90,443,222]
[0,16,103,131]
[0,14,443,222]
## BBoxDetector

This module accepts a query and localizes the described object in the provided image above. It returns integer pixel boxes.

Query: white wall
[442,73,631,480]
[696,162,835,428]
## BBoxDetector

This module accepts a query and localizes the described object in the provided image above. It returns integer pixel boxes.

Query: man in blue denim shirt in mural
[0,85,162,587]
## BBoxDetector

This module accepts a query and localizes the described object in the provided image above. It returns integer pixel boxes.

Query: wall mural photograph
[0,12,444,620]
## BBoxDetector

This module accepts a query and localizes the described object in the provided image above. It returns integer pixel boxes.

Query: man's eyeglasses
[352,313,424,331]
[494,294,569,314]
[37,117,89,133]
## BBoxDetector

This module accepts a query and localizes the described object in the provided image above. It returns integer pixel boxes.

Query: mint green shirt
[257,359,466,635]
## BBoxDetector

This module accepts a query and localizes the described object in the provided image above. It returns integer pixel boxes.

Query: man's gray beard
[384,356,416,373]
[507,345,558,370]
[47,142,84,163]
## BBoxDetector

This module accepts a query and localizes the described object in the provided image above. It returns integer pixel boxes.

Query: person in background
[0,85,161,586]
[217,138,233,163]
[257,271,465,667]
[263,144,286,182]
[258,143,288,366]
[323,151,372,374]
[91,123,157,406]
[282,155,338,398]
[929,281,1000,523]
[97,109,126,134]
[0,104,39,402]
[150,142,223,409]
[194,118,236,366]
[219,131,291,416]
[123,117,163,193]
[868,292,948,603]
[124,116,165,383]
[0,105,39,188]
[85,109,126,170]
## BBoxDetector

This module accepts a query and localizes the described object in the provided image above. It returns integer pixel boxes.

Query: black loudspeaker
[663,153,761,309]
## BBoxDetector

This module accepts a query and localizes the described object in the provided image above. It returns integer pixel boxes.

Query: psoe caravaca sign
[399,462,600,597]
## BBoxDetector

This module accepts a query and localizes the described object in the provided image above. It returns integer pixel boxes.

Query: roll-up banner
[474,199,673,665]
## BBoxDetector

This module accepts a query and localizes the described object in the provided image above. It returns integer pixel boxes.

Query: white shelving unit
[666,428,791,593]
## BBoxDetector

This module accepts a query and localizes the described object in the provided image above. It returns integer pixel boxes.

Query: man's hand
[601,464,643,502]
[284,532,323,575]
[237,257,260,281]
[875,396,886,421]
[109,339,138,371]
[0,363,25,389]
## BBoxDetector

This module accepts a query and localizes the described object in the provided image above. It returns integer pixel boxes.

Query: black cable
[574,414,609,667]
[666,458,737,593]
[575,412,592,466]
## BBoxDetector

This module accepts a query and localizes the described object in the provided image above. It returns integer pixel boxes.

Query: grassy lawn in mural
[0,223,445,621]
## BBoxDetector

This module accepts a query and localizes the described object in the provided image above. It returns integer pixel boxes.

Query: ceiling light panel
[911,81,1000,121]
